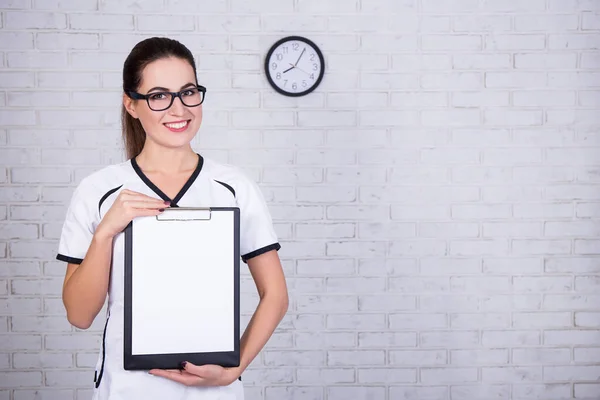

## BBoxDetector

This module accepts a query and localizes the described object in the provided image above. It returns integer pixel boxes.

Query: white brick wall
[1,0,599,399]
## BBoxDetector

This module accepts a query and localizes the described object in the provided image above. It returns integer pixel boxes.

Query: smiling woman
[56,37,288,400]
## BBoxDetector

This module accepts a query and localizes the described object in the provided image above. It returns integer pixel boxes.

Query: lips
[164,120,190,132]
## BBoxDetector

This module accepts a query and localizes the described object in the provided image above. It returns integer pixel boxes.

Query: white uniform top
[56,154,280,400]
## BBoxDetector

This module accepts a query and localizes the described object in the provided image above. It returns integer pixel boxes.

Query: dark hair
[121,37,198,159]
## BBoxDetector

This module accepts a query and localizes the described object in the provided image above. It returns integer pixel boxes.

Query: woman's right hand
[95,189,170,240]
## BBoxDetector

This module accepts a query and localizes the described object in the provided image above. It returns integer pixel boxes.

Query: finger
[182,362,222,380]
[134,209,166,217]
[121,201,169,210]
[149,369,202,386]
[122,195,170,206]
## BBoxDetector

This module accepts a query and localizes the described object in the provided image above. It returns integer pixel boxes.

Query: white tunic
[57,154,280,400]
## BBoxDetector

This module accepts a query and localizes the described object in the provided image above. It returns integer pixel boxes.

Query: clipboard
[123,207,240,370]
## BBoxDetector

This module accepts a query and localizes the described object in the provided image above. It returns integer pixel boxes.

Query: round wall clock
[264,36,325,97]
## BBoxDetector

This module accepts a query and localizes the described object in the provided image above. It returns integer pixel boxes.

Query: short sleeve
[237,175,280,263]
[56,180,98,265]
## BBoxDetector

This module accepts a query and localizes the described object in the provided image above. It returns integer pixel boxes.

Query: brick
[421,73,481,90]
[296,186,356,203]
[137,15,194,31]
[421,367,477,383]
[265,387,322,400]
[454,94,509,111]
[451,385,510,400]
[5,11,66,29]
[13,352,73,369]
[0,372,42,388]
[331,16,386,32]
[360,73,419,90]
[392,91,447,107]
[0,72,34,88]
[0,335,42,350]
[392,54,451,71]
[451,313,509,329]
[8,91,70,107]
[450,349,508,365]
[296,295,356,312]
[546,366,600,381]
[358,259,418,276]
[484,110,543,126]
[1,0,31,8]
[482,366,542,382]
[486,72,547,88]
[358,332,416,348]
[0,223,38,240]
[0,32,34,49]
[361,0,415,13]
[327,387,385,399]
[575,312,600,327]
[549,34,600,50]
[482,331,540,346]
[296,368,354,384]
[298,111,356,127]
[36,33,98,49]
[295,332,355,348]
[549,72,600,88]
[390,386,448,399]
[359,295,416,312]
[327,350,384,366]
[422,35,481,51]
[0,148,40,165]
[453,15,511,31]
[421,331,479,348]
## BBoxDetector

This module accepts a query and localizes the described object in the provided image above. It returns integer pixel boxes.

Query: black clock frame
[264,36,325,97]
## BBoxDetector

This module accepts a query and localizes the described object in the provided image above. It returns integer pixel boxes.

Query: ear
[123,93,139,119]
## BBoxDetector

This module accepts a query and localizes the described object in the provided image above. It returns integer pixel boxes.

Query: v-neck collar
[131,153,204,207]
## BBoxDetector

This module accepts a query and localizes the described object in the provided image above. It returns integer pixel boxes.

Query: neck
[135,142,198,174]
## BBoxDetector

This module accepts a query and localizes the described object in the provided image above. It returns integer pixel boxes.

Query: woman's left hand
[149,362,239,387]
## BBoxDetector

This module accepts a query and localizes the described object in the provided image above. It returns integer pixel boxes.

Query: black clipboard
[123,207,240,370]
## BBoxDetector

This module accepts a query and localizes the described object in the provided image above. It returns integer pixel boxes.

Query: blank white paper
[131,209,235,355]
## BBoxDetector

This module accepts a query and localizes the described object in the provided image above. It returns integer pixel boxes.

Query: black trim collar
[131,154,204,206]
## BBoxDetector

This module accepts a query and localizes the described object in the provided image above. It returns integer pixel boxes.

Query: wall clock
[264,36,325,97]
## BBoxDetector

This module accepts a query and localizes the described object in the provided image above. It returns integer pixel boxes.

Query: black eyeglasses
[127,85,207,111]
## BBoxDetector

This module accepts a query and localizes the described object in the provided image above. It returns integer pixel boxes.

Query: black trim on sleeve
[214,180,236,198]
[241,243,281,263]
[98,184,123,217]
[56,254,83,264]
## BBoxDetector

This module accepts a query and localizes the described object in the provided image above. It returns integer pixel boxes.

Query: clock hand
[283,64,295,73]
[294,48,306,66]
[295,66,310,75]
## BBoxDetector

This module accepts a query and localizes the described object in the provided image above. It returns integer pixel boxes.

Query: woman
[57,37,289,399]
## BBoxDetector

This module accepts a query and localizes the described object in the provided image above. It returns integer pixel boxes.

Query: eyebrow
[147,82,196,93]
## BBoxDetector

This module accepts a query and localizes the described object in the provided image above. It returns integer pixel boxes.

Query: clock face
[265,36,324,97]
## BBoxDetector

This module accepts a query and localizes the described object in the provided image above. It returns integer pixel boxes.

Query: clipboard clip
[155,207,212,221]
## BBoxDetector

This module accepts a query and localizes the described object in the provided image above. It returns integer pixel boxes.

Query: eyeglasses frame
[126,85,207,111]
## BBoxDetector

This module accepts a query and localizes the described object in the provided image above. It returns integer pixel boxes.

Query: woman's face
[124,56,203,151]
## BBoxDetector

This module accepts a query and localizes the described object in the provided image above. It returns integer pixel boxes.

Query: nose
[168,94,186,115]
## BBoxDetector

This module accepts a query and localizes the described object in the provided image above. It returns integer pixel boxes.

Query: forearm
[62,232,113,329]
[237,292,288,374]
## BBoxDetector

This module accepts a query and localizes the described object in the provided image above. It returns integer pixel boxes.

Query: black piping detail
[173,155,203,205]
[95,311,110,388]
[131,154,203,207]
[56,254,83,264]
[214,180,235,198]
[98,185,123,217]
[241,243,281,263]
